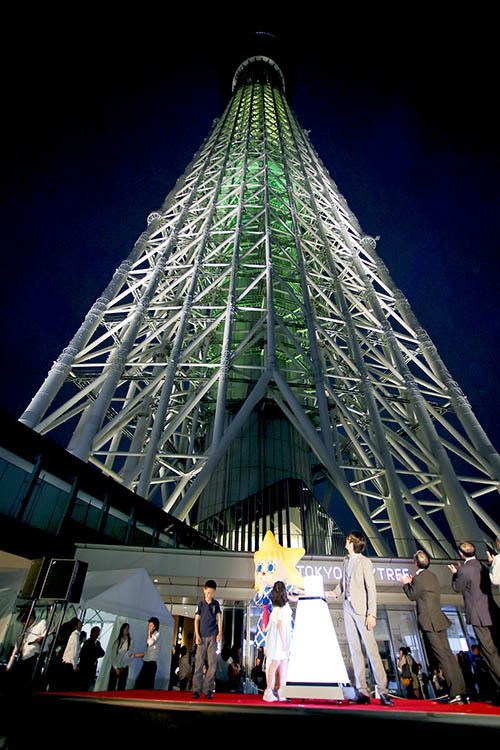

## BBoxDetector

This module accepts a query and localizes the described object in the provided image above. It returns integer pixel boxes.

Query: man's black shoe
[355,693,370,704]
[205,692,213,699]
[192,691,201,699]
[380,693,394,706]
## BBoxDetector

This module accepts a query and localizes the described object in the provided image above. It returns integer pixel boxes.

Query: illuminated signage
[296,564,411,583]
[284,575,349,700]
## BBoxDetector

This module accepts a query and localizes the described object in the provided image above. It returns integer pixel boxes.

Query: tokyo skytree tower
[20,50,500,558]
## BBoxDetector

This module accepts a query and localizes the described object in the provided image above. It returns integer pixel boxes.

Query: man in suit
[449,541,500,704]
[77,625,105,691]
[330,530,393,706]
[400,550,466,704]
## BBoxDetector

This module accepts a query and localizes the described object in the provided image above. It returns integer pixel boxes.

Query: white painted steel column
[280,91,415,556]
[136,85,247,498]
[212,82,255,443]
[66,102,235,463]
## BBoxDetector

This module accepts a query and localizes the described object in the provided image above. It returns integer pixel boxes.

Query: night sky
[1,16,499,524]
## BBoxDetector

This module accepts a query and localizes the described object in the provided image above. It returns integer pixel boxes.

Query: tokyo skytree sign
[20,53,500,557]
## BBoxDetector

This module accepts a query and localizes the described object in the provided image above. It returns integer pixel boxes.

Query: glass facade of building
[196,476,345,555]
[0,409,223,558]
[0,445,223,554]
[195,401,345,555]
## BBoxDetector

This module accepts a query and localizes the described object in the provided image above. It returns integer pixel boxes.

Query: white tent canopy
[80,568,173,625]
[0,566,174,689]
[80,568,173,691]
[0,569,28,654]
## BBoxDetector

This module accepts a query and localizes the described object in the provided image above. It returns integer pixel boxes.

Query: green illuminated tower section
[21,55,500,557]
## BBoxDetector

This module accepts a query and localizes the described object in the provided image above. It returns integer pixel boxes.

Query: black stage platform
[2,691,500,748]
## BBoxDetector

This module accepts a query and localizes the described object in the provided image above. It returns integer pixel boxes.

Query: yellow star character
[254,530,305,591]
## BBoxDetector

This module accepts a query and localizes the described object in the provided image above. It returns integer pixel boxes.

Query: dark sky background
[1,15,499,524]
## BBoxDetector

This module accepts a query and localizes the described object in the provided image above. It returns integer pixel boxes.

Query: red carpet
[58,689,500,717]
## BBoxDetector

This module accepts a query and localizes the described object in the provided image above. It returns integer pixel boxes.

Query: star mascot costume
[253,531,304,649]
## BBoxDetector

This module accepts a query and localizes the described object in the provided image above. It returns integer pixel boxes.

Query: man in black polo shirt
[192,579,222,699]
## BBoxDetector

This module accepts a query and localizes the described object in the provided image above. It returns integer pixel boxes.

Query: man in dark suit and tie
[449,541,500,704]
[400,550,466,704]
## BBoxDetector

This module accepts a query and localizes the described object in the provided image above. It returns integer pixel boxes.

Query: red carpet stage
[88,689,500,715]
[3,690,500,747]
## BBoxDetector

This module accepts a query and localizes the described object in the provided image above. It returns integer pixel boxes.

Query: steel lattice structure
[20,55,500,557]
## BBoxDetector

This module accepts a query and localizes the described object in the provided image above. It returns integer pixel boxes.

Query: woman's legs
[277,659,288,699]
[264,659,280,701]
[263,658,288,701]
[117,666,129,691]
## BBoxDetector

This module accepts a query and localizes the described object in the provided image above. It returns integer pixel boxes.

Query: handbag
[400,657,411,686]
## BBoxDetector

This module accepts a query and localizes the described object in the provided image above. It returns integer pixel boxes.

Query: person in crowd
[457,650,475,701]
[416,663,430,699]
[189,640,197,672]
[215,645,232,693]
[133,617,161,690]
[228,644,242,692]
[7,609,48,688]
[178,645,192,690]
[108,622,134,691]
[401,550,466,704]
[432,667,447,697]
[328,531,393,706]
[486,535,500,587]
[169,643,181,689]
[469,644,496,702]
[60,619,83,691]
[77,625,104,691]
[192,579,222,699]
[46,616,79,691]
[79,631,87,646]
[55,617,76,656]
[397,646,417,698]
[449,541,500,705]
[250,648,266,693]
[263,581,292,702]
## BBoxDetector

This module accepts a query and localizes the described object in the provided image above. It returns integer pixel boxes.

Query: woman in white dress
[263,581,292,702]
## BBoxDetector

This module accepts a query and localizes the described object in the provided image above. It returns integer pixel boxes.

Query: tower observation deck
[20,52,500,557]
